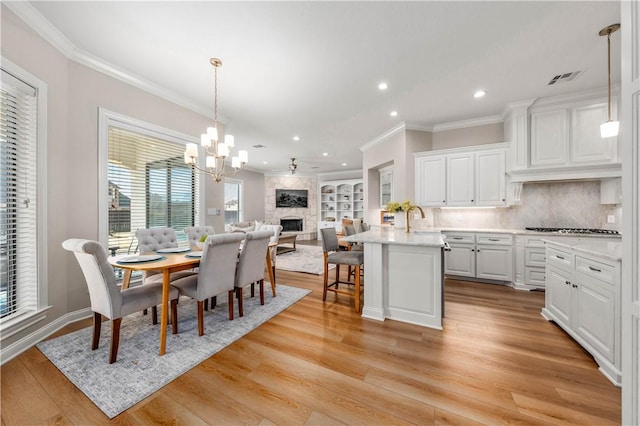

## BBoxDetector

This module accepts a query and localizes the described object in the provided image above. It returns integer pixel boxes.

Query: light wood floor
[1,253,621,424]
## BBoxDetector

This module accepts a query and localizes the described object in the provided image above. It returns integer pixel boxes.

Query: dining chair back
[62,238,179,363]
[134,227,196,284]
[184,226,215,248]
[171,233,245,334]
[235,230,273,316]
[320,227,364,312]
[135,227,180,253]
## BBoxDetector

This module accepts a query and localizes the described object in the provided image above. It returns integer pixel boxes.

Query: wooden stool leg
[355,265,361,313]
[259,279,265,305]
[323,255,329,301]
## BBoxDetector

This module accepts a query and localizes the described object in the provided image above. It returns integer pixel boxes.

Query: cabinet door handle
[565,280,571,285]
[556,255,565,260]
[588,266,602,272]
[502,198,506,201]
[443,200,446,203]
[572,284,578,288]
[488,238,500,241]
[476,249,480,252]
[471,249,475,252]
[471,199,474,202]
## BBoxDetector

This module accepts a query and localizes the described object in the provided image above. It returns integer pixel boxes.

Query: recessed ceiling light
[390,110,398,117]
[473,90,487,98]
[322,152,328,156]
[342,162,347,166]
[378,82,388,90]
[263,161,268,164]
[292,136,300,141]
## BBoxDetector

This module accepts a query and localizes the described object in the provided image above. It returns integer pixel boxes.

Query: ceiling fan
[288,158,297,175]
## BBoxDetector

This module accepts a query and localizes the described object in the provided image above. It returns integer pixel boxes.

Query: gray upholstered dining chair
[62,238,180,363]
[134,227,196,316]
[235,230,273,317]
[184,226,216,249]
[134,227,196,284]
[320,227,364,312]
[170,233,245,335]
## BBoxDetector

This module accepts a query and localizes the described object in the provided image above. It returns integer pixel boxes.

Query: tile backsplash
[433,181,621,231]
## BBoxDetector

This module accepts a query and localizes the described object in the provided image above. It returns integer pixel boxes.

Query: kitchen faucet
[405,205,425,233]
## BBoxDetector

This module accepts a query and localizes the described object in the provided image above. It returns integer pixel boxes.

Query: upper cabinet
[507,90,621,182]
[415,143,508,208]
[379,166,393,207]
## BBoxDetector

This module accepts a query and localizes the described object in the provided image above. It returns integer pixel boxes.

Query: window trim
[98,109,203,248]
[0,57,50,336]
[224,177,244,224]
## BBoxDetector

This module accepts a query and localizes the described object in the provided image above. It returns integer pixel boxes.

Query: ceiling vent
[548,70,583,85]
[252,144,267,149]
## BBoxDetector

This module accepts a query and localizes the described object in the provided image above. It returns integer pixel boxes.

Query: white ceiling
[15,1,620,175]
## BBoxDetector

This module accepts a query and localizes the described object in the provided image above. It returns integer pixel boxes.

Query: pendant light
[599,23,620,138]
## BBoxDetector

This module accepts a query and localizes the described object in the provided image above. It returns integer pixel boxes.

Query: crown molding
[4,2,214,119]
[360,121,434,152]
[432,114,503,132]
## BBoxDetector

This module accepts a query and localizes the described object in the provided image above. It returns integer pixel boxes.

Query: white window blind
[0,69,38,320]
[108,126,199,254]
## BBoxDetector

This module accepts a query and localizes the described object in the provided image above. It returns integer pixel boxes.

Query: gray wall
[234,168,266,222]
[1,6,228,347]
[431,122,504,150]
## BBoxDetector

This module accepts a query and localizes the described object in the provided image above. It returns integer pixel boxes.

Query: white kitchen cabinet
[415,143,507,208]
[446,154,474,206]
[530,109,569,166]
[475,150,507,206]
[379,166,393,207]
[571,103,617,164]
[444,233,475,277]
[509,93,620,183]
[415,155,446,207]
[444,232,513,282]
[542,241,621,386]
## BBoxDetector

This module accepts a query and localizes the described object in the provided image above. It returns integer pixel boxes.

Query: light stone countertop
[406,226,622,239]
[342,228,445,247]
[544,239,622,262]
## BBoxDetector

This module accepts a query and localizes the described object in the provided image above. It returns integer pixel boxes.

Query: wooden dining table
[109,242,277,356]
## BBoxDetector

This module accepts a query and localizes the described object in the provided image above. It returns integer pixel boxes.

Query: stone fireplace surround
[265,176,317,240]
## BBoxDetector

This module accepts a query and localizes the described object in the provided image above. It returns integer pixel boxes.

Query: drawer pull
[565,280,571,285]
[556,255,565,260]
[488,238,500,241]
[452,237,464,240]
[588,266,602,273]
[572,284,578,288]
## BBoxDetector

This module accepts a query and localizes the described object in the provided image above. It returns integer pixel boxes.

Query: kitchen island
[342,228,446,329]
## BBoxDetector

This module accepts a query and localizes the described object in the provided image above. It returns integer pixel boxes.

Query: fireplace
[280,218,303,232]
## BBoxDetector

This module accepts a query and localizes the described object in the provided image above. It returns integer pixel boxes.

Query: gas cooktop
[525,227,620,235]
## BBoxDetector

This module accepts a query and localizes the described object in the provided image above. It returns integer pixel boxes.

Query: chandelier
[288,158,297,175]
[599,23,620,138]
[184,58,248,182]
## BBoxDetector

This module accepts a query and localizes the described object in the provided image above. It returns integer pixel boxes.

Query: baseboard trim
[0,307,92,365]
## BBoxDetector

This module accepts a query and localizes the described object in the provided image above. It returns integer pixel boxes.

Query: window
[224,179,243,224]
[100,111,200,257]
[0,59,48,331]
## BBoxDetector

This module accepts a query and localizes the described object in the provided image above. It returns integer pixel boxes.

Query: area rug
[275,244,335,275]
[37,284,310,419]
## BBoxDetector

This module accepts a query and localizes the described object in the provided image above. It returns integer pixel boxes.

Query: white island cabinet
[342,229,446,330]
